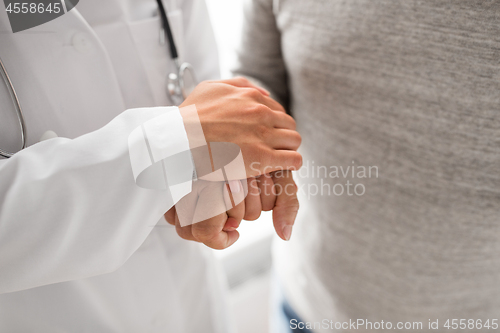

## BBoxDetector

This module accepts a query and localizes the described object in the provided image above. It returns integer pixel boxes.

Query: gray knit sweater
[233,0,500,331]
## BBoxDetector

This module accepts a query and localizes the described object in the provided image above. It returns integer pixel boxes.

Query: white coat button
[72,33,92,53]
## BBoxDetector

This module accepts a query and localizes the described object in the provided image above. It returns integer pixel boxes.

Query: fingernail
[228,180,241,193]
[261,88,271,96]
[282,225,293,241]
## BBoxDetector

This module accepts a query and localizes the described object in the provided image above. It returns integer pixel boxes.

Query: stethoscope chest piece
[167,62,198,105]
[156,0,198,105]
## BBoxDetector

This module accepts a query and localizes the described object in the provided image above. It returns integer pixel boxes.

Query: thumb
[271,170,299,241]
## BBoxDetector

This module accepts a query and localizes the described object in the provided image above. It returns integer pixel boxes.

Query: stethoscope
[0,56,27,158]
[0,0,197,158]
[156,0,198,105]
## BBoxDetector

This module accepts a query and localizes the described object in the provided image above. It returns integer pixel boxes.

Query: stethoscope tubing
[156,0,178,60]
[0,1,193,158]
[156,0,197,102]
[0,55,27,158]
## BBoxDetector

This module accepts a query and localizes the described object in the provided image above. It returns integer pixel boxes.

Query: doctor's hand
[180,77,302,178]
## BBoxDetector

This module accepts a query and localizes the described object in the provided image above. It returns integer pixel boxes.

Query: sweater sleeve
[232,0,290,109]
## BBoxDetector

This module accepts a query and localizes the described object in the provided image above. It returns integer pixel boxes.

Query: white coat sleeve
[0,106,191,294]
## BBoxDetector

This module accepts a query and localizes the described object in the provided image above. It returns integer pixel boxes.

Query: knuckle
[288,183,299,196]
[252,104,265,115]
[236,76,250,85]
[192,223,220,242]
[245,87,261,99]
[296,154,303,169]
[251,104,273,119]
[293,131,302,147]
[285,198,300,213]
[291,153,303,170]
[175,225,192,241]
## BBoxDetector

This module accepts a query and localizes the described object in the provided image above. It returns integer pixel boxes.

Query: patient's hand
[164,170,299,249]
[164,179,248,249]
[242,171,298,241]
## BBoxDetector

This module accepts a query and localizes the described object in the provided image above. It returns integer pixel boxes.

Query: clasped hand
[164,78,301,249]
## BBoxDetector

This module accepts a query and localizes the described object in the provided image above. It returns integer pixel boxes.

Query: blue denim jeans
[271,274,313,333]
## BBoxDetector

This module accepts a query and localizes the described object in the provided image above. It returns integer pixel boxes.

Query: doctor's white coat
[0,0,233,331]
